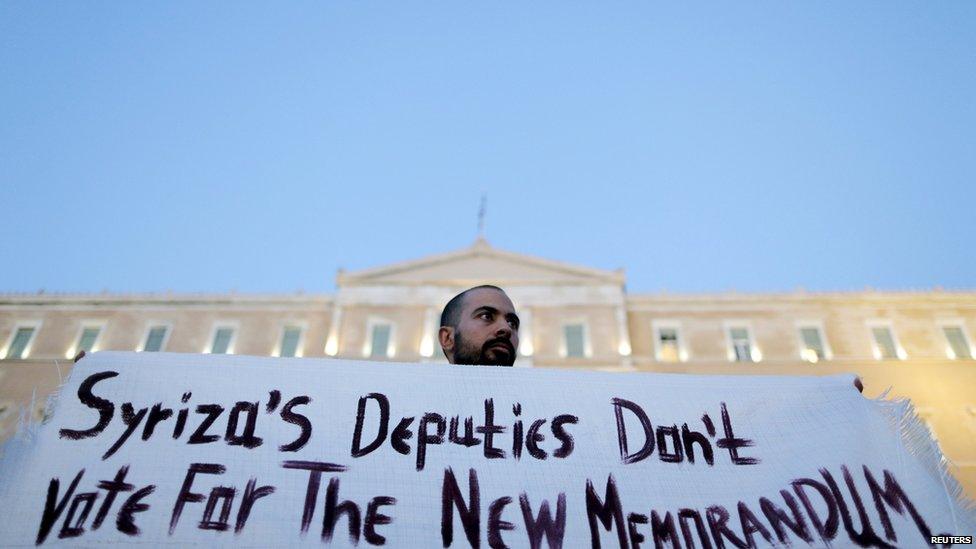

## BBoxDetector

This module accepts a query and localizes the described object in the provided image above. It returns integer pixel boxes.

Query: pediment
[337,239,624,287]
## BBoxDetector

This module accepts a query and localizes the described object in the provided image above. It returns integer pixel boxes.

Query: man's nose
[494,320,512,338]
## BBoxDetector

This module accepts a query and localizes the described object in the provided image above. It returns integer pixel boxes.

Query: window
[725,324,758,362]
[75,326,102,355]
[4,325,38,359]
[278,325,304,358]
[420,307,442,360]
[730,328,751,361]
[369,323,393,358]
[653,321,685,362]
[142,325,170,352]
[209,326,236,354]
[562,323,587,358]
[943,325,973,360]
[871,326,900,360]
[658,328,680,361]
[872,327,898,359]
[797,324,830,362]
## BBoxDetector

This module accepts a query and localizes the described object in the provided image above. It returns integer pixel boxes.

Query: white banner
[0,351,972,547]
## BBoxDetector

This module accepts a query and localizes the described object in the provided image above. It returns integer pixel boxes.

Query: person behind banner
[437,285,520,367]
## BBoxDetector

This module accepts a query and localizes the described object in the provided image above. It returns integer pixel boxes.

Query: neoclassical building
[2,239,975,495]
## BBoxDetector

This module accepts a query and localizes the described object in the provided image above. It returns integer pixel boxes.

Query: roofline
[0,292,334,306]
[626,290,976,303]
[2,288,973,306]
[338,239,626,286]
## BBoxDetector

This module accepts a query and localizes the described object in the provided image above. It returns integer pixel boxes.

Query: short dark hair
[440,285,506,329]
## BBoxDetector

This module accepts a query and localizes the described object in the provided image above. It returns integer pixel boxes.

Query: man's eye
[480,312,492,320]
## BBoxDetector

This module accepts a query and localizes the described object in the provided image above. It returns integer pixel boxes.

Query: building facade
[2,239,975,495]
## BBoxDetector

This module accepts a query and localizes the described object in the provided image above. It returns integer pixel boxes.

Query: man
[438,285,520,366]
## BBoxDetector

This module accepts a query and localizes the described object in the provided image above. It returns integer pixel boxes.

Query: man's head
[438,285,520,366]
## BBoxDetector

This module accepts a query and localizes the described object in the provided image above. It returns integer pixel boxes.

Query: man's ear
[439,327,454,356]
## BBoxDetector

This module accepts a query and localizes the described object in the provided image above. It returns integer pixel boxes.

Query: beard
[452,331,516,367]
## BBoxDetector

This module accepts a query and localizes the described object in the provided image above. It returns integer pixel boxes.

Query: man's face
[442,288,520,366]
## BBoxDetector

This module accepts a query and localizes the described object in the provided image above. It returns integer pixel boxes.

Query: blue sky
[2,2,974,294]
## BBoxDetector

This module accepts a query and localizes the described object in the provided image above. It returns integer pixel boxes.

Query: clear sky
[2,2,973,294]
